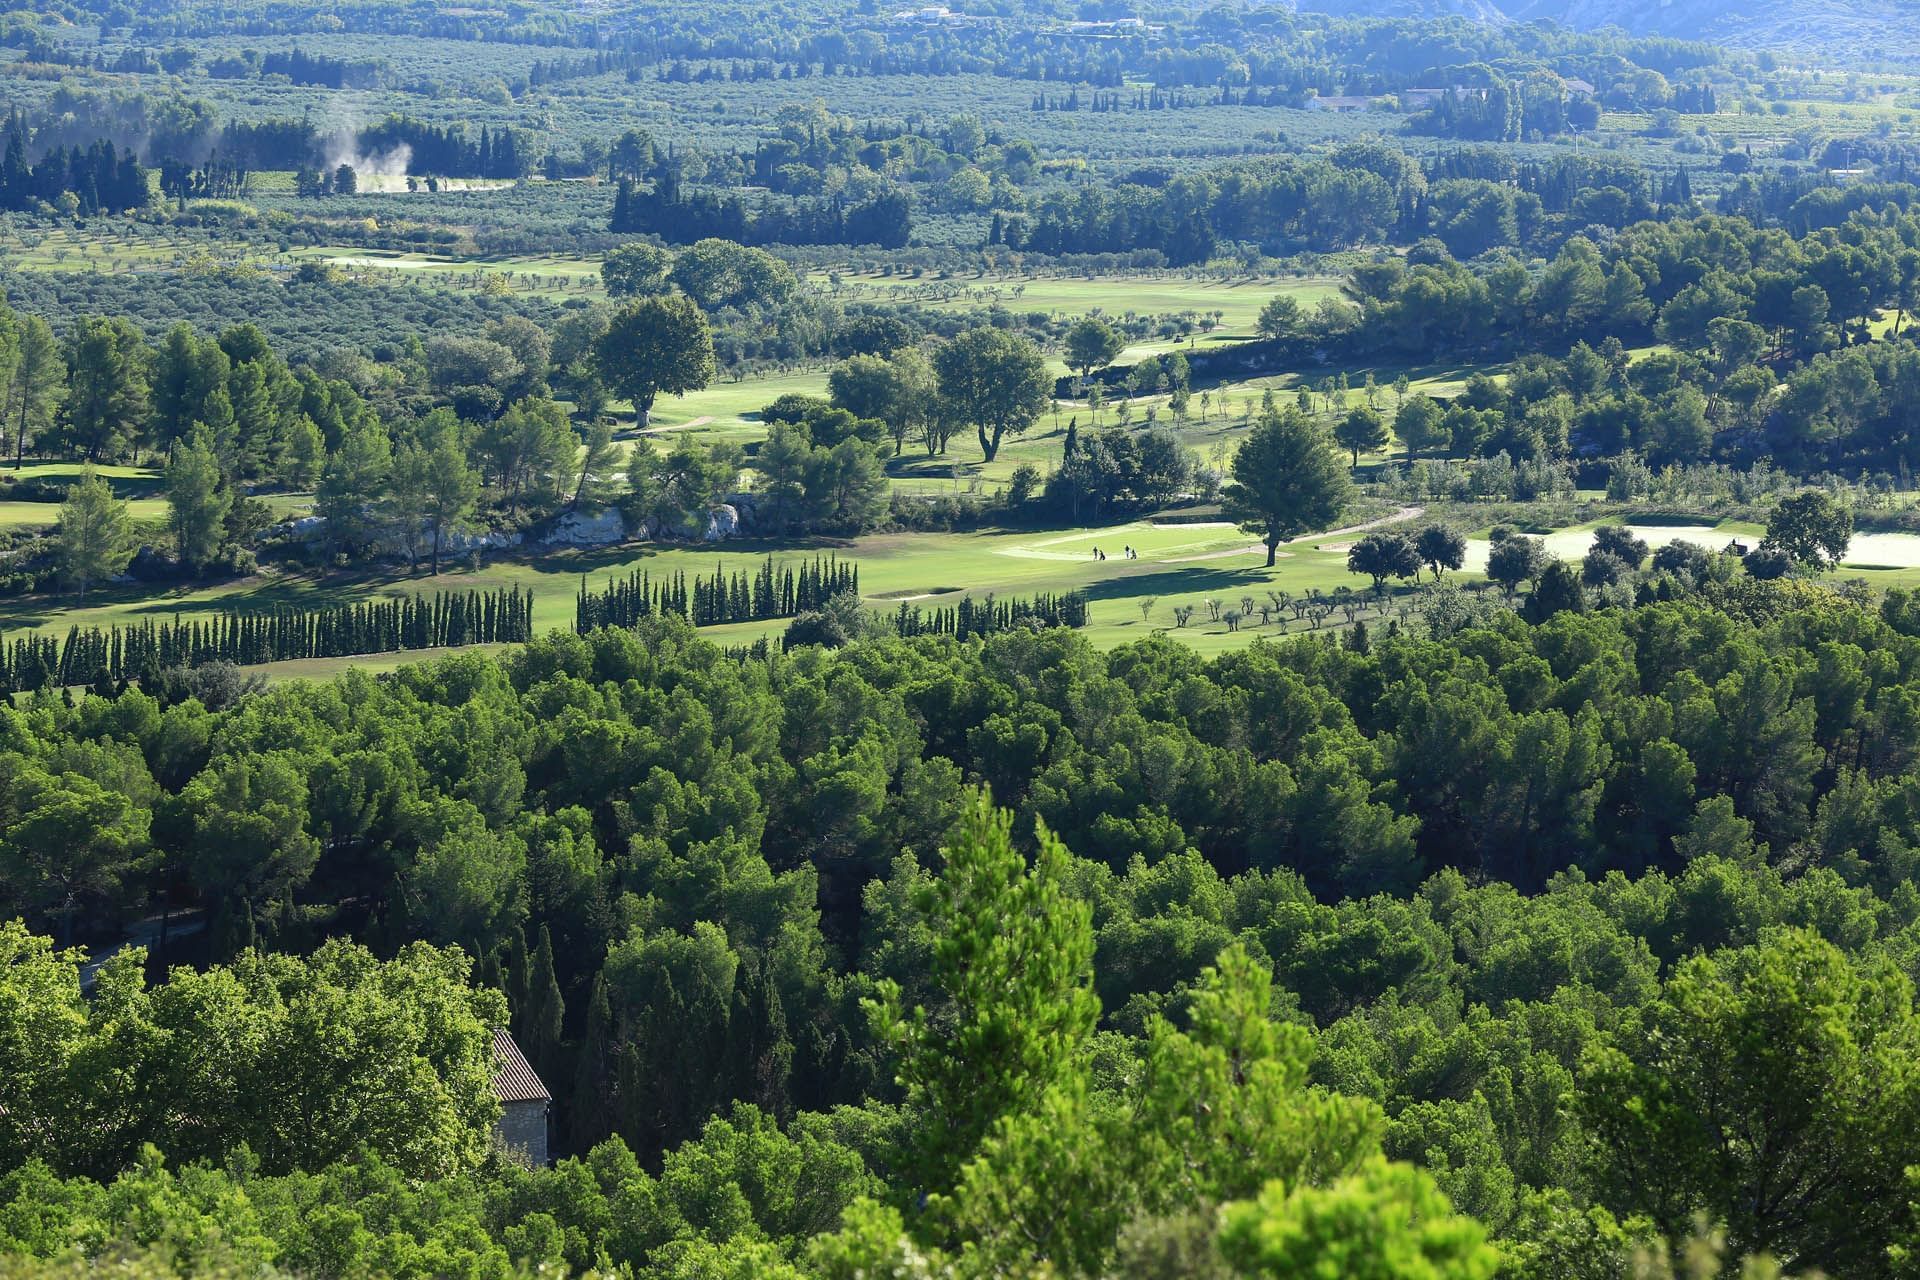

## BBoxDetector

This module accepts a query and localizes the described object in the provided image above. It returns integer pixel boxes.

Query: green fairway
[18,500,1920,683]
[0,503,1438,667]
[821,269,1335,330]
[0,464,169,527]
[284,246,606,296]
[0,499,171,528]
[626,342,1508,505]
[0,464,310,527]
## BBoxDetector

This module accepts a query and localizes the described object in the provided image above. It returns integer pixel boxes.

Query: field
[0,509,1377,644]
[0,13,1911,686]
[13,4,1920,1272]
[11,502,1920,685]
[0,273,1757,689]
[0,328,1592,687]
[821,269,1339,357]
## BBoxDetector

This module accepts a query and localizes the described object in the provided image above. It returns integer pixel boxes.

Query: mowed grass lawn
[285,246,606,296]
[637,350,1506,497]
[0,463,312,527]
[0,463,167,528]
[17,507,1920,681]
[0,512,1409,669]
[823,270,1335,328]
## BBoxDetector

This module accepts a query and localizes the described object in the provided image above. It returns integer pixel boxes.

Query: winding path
[1164,505,1427,562]
[639,415,715,435]
[1301,504,1426,542]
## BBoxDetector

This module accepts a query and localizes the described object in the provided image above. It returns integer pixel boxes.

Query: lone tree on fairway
[1763,491,1852,571]
[594,294,716,428]
[56,470,135,599]
[1415,524,1468,579]
[1348,531,1422,590]
[935,327,1052,463]
[1395,395,1448,460]
[1333,406,1389,470]
[1223,403,1352,567]
[419,436,481,574]
[1063,317,1124,387]
[164,430,232,572]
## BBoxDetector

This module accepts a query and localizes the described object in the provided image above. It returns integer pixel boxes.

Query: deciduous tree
[934,328,1052,463]
[594,295,717,427]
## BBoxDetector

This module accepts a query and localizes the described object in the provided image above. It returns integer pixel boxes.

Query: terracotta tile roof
[492,1028,551,1104]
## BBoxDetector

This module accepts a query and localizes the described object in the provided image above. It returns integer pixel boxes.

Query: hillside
[1298,0,1920,57]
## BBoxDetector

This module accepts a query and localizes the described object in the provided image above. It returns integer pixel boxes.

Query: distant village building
[1307,95,1378,113]
[888,5,987,25]
[1400,85,1488,108]
[1562,78,1597,97]
[491,1028,551,1166]
[1064,16,1164,36]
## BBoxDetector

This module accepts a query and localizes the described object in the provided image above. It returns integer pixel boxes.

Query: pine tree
[165,431,233,572]
[866,790,1098,1196]
[55,470,135,599]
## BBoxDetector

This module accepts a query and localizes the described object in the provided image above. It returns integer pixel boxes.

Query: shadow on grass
[526,536,864,577]
[0,564,502,629]
[887,455,976,482]
[0,534,907,633]
[1076,565,1272,604]
[1186,357,1495,398]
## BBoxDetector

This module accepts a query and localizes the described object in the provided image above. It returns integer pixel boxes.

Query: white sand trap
[324,255,438,270]
[1461,523,1723,573]
[1842,532,1920,568]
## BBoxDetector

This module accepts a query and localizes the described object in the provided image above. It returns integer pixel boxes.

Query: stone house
[491,1028,552,1166]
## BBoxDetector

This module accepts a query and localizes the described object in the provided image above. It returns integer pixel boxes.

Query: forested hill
[11,583,1920,1274]
[1301,0,1920,53]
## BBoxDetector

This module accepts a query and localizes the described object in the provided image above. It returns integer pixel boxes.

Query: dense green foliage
[6,578,1920,1270]
[15,0,1920,1273]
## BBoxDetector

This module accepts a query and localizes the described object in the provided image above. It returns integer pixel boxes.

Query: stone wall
[496,1100,549,1166]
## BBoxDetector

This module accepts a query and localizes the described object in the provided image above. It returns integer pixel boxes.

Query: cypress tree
[525,924,566,1081]
[570,971,615,1152]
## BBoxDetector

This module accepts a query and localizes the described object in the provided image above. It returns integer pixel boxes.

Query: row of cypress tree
[0,587,535,692]
[575,556,859,632]
[887,590,1089,641]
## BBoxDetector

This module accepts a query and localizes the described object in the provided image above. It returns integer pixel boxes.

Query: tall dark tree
[1223,403,1352,566]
